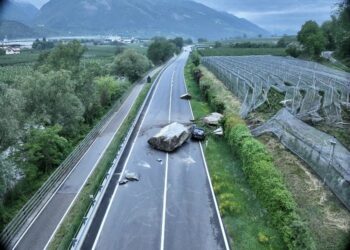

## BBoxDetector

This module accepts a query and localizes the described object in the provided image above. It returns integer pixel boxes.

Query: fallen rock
[125,172,140,181]
[148,122,191,152]
[180,93,192,100]
[213,127,223,136]
[119,179,129,185]
[203,112,223,126]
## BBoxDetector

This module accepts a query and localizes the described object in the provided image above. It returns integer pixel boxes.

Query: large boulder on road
[148,122,191,152]
[203,112,223,126]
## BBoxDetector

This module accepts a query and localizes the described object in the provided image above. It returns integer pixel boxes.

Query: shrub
[258,232,269,244]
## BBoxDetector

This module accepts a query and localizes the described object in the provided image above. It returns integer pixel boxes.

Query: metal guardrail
[0,84,134,249]
[69,59,174,249]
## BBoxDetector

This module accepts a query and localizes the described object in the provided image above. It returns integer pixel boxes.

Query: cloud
[195,0,339,34]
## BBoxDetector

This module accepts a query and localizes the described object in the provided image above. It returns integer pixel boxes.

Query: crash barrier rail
[0,75,144,249]
[69,58,174,249]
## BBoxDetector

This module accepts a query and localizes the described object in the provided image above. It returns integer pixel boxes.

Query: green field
[198,47,286,57]
[0,50,40,66]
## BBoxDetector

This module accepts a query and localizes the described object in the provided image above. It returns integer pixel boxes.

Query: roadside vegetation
[0,36,187,237]
[0,40,151,232]
[48,74,158,249]
[278,1,350,68]
[186,55,318,249]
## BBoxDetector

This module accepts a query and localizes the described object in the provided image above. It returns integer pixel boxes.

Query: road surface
[13,68,160,250]
[84,50,230,250]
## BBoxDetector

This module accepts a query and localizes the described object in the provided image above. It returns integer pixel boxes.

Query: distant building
[0,45,21,55]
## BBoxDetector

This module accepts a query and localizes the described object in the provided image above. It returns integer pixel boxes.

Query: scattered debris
[119,179,129,185]
[191,126,206,140]
[213,127,223,136]
[203,112,223,126]
[148,122,191,152]
[180,93,192,100]
[125,172,140,182]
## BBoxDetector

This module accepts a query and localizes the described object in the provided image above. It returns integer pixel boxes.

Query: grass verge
[185,61,285,249]
[48,77,155,249]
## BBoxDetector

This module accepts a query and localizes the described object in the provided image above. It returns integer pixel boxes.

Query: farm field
[0,50,40,66]
[198,53,350,249]
[198,47,286,57]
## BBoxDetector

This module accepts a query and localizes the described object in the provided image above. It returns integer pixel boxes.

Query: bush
[114,49,150,82]
[258,232,269,244]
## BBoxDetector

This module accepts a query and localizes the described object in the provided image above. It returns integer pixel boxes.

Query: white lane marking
[42,86,142,250]
[160,153,169,250]
[182,53,231,250]
[92,61,175,250]
[160,70,175,250]
[12,84,141,250]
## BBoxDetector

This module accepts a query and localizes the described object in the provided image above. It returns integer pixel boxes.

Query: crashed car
[191,126,206,141]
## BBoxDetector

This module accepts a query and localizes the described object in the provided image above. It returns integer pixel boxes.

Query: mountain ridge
[34,0,268,39]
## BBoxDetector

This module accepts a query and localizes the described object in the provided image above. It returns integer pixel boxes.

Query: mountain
[0,0,39,24]
[34,0,268,39]
[0,20,37,39]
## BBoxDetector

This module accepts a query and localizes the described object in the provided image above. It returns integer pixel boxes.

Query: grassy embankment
[48,73,157,249]
[188,58,350,249]
[185,62,286,249]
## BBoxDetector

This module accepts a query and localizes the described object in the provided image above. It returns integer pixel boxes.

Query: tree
[21,71,85,136]
[95,76,129,107]
[75,62,105,124]
[214,41,222,48]
[0,48,5,56]
[197,38,208,43]
[335,0,350,62]
[147,38,177,65]
[321,20,337,50]
[170,37,184,51]
[32,38,54,50]
[297,20,325,57]
[184,38,193,45]
[114,49,150,82]
[277,37,287,48]
[0,83,24,150]
[37,40,86,72]
[21,125,70,173]
[286,43,302,58]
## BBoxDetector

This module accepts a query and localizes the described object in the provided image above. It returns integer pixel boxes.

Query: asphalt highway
[87,50,229,250]
[12,68,161,250]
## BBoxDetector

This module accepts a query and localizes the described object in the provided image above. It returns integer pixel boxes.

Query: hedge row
[193,65,315,250]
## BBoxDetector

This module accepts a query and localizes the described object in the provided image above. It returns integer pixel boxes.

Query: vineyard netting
[252,109,350,209]
[201,55,350,124]
[201,55,350,209]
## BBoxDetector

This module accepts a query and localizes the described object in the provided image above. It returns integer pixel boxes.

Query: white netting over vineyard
[201,55,350,210]
[201,56,350,124]
[252,109,350,210]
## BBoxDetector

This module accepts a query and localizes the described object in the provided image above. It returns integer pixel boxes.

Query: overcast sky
[19,0,340,34]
